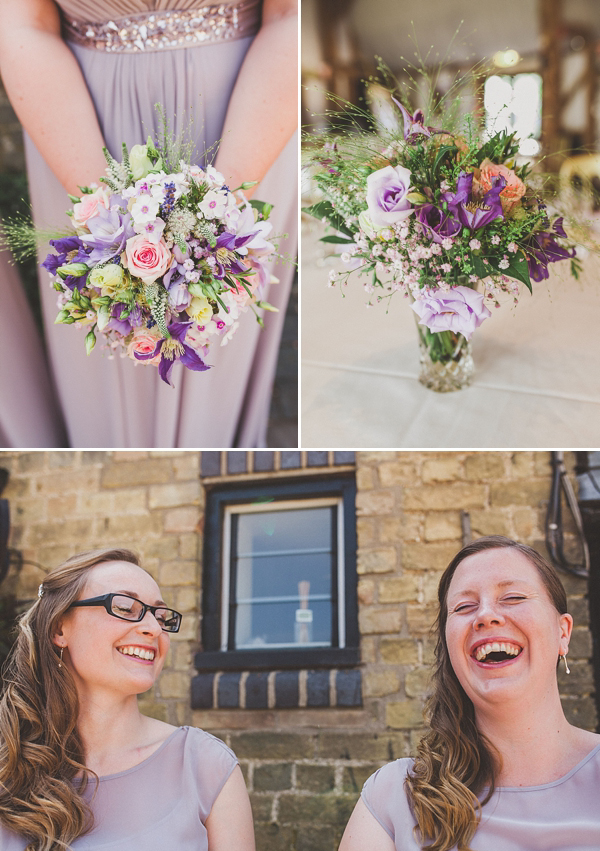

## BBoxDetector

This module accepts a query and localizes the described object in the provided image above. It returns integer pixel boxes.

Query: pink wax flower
[124,235,172,284]
[72,186,111,230]
[477,159,526,214]
[411,285,491,340]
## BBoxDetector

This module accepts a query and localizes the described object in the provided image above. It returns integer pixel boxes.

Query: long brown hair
[0,548,140,851]
[405,536,568,851]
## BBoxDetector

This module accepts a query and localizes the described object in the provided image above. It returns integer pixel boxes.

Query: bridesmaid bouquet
[41,139,277,386]
[305,95,581,389]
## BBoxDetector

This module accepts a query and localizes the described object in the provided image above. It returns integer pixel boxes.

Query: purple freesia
[416,204,462,243]
[80,208,136,264]
[42,235,89,274]
[105,303,133,336]
[232,206,274,255]
[391,97,438,141]
[411,285,491,340]
[133,320,211,386]
[366,165,413,227]
[442,171,505,231]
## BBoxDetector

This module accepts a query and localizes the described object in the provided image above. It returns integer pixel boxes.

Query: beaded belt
[63,1,261,52]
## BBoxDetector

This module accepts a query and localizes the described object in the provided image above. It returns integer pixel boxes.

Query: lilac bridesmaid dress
[0,227,66,446]
[0,726,239,850]
[24,0,297,447]
[361,746,600,850]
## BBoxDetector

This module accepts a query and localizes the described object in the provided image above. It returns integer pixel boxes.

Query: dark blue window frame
[197,473,358,672]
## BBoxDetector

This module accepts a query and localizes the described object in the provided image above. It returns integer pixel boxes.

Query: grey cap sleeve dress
[23,0,297,448]
[361,744,600,851]
[0,726,238,850]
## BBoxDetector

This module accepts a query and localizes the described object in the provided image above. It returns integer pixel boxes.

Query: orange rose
[477,158,526,214]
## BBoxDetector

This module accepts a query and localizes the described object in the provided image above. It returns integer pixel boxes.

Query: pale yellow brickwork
[0,450,596,737]
[355,451,596,734]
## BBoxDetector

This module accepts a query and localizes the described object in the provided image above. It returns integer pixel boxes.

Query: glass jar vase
[415,319,474,392]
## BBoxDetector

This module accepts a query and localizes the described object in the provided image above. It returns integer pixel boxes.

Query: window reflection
[233,506,336,649]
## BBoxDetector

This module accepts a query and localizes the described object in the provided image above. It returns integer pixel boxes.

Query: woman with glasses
[0,547,255,851]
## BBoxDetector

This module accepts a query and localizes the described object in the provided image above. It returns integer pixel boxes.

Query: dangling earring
[562,653,570,674]
[59,647,64,669]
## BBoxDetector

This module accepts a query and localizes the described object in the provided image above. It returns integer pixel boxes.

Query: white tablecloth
[301,218,600,448]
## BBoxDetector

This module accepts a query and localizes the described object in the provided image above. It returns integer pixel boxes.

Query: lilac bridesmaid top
[362,744,600,851]
[0,727,237,850]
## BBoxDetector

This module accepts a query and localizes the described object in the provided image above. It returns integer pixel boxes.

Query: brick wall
[0,450,596,851]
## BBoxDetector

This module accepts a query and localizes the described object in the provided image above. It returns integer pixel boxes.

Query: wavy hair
[405,536,568,851]
[0,548,140,851]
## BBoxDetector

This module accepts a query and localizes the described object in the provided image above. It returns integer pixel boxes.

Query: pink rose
[477,159,525,214]
[228,281,251,306]
[72,187,110,230]
[127,329,161,364]
[125,235,172,284]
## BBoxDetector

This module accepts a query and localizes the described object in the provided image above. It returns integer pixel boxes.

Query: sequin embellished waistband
[62,2,261,52]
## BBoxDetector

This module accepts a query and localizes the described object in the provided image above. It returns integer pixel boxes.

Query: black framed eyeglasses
[69,593,182,633]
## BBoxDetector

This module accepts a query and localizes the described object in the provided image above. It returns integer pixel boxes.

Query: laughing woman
[339,536,600,851]
[0,548,254,851]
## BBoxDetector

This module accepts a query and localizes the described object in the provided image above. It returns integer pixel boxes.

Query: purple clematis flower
[133,320,211,386]
[524,218,575,282]
[80,208,136,264]
[443,172,506,231]
[416,204,462,243]
[210,232,250,279]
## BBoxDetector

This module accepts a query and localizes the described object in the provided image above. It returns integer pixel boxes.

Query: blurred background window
[484,73,543,156]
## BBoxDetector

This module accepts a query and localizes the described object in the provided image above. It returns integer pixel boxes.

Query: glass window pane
[233,506,335,649]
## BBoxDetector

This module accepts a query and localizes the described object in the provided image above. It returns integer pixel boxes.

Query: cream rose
[72,186,111,230]
[129,145,154,180]
[186,295,213,323]
[124,235,172,284]
[88,263,126,297]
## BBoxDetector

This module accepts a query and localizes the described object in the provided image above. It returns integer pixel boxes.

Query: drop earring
[59,647,64,669]
[562,653,570,674]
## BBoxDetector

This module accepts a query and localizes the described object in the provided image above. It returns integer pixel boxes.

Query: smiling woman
[0,548,255,851]
[339,536,600,851]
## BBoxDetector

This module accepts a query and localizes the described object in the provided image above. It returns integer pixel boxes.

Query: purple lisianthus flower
[366,165,413,228]
[167,278,192,312]
[411,285,491,340]
[443,172,505,231]
[81,208,136,264]
[133,320,211,386]
[416,204,462,244]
